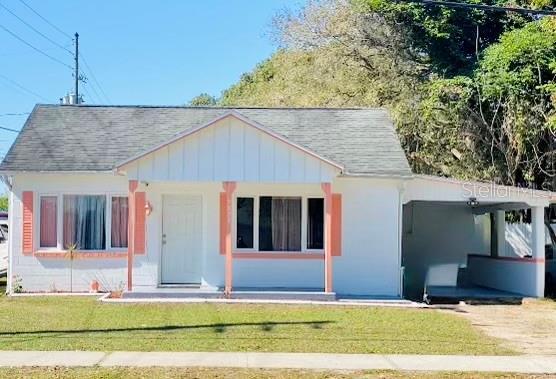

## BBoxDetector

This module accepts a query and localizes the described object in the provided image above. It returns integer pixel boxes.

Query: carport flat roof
[405,175,556,209]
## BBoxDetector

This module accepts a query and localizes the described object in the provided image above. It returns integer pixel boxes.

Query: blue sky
[0,0,302,162]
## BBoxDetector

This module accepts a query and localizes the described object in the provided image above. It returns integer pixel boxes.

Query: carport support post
[494,210,505,257]
[531,206,546,297]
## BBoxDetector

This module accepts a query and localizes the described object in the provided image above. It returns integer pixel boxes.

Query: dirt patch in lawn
[442,299,556,355]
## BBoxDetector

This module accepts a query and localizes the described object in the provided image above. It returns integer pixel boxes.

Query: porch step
[123,291,223,300]
[231,291,336,302]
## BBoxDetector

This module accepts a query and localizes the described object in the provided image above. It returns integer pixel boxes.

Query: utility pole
[74,32,79,104]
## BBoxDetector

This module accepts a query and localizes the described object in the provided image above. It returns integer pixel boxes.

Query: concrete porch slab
[103,293,423,307]
[425,285,524,304]
[121,289,336,302]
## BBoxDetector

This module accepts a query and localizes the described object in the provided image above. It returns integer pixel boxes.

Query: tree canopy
[418,18,556,187]
[188,93,217,106]
[203,0,556,190]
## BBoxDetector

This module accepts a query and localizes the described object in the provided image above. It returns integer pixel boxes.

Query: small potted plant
[11,275,23,294]
[65,243,78,293]
[109,281,125,299]
[90,280,100,293]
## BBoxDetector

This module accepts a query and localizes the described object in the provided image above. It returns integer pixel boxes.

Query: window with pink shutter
[111,196,128,248]
[40,196,57,248]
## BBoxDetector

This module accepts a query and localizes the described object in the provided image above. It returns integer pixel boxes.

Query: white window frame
[108,194,129,251]
[36,192,128,252]
[233,196,258,251]
[306,197,325,252]
[233,195,324,253]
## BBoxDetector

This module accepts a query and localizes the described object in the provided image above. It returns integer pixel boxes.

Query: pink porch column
[321,183,333,293]
[127,180,138,291]
[223,181,237,295]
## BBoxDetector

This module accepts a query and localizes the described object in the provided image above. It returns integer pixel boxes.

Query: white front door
[161,195,202,284]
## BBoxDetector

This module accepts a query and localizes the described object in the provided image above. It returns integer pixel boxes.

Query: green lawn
[0,368,545,379]
[0,294,512,355]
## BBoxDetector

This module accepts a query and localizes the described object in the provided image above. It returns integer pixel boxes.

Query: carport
[402,175,553,301]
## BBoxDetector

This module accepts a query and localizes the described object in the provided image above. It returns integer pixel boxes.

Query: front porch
[118,112,349,296]
[124,180,341,295]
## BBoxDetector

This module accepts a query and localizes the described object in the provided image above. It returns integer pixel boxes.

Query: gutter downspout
[6,177,14,295]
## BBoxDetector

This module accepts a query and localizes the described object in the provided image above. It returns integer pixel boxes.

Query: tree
[417,18,556,188]
[220,0,556,190]
[188,93,217,106]
[223,1,420,108]
[0,196,8,212]
[356,0,535,76]
[222,49,394,107]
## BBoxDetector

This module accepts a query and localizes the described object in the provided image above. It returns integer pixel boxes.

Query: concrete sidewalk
[1,351,556,373]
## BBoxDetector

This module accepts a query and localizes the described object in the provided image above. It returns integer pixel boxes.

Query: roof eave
[340,171,414,179]
[0,169,115,175]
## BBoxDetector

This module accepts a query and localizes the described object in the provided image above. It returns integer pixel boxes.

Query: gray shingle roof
[0,105,412,176]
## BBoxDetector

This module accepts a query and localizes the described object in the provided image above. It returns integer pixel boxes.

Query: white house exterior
[1,105,554,299]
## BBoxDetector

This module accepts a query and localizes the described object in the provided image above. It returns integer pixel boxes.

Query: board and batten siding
[121,116,340,184]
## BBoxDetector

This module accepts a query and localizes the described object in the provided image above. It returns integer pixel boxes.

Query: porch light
[145,201,153,216]
[467,197,479,207]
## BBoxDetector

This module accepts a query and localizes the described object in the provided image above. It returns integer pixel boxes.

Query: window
[236,197,254,248]
[307,198,324,249]
[63,195,106,250]
[38,193,128,252]
[111,196,128,248]
[40,196,57,248]
[233,195,325,252]
[259,196,301,251]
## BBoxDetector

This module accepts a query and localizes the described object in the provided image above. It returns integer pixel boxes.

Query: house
[1,105,553,299]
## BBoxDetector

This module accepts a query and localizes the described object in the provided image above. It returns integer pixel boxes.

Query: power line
[7,1,106,105]
[9,1,108,104]
[84,81,102,104]
[0,73,50,102]
[79,66,102,103]
[17,0,72,39]
[0,2,72,55]
[399,0,556,16]
[80,86,98,104]
[79,52,111,104]
[0,125,20,133]
[0,23,72,70]
[0,112,30,117]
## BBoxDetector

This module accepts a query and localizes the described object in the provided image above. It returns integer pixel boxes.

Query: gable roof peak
[116,110,344,171]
